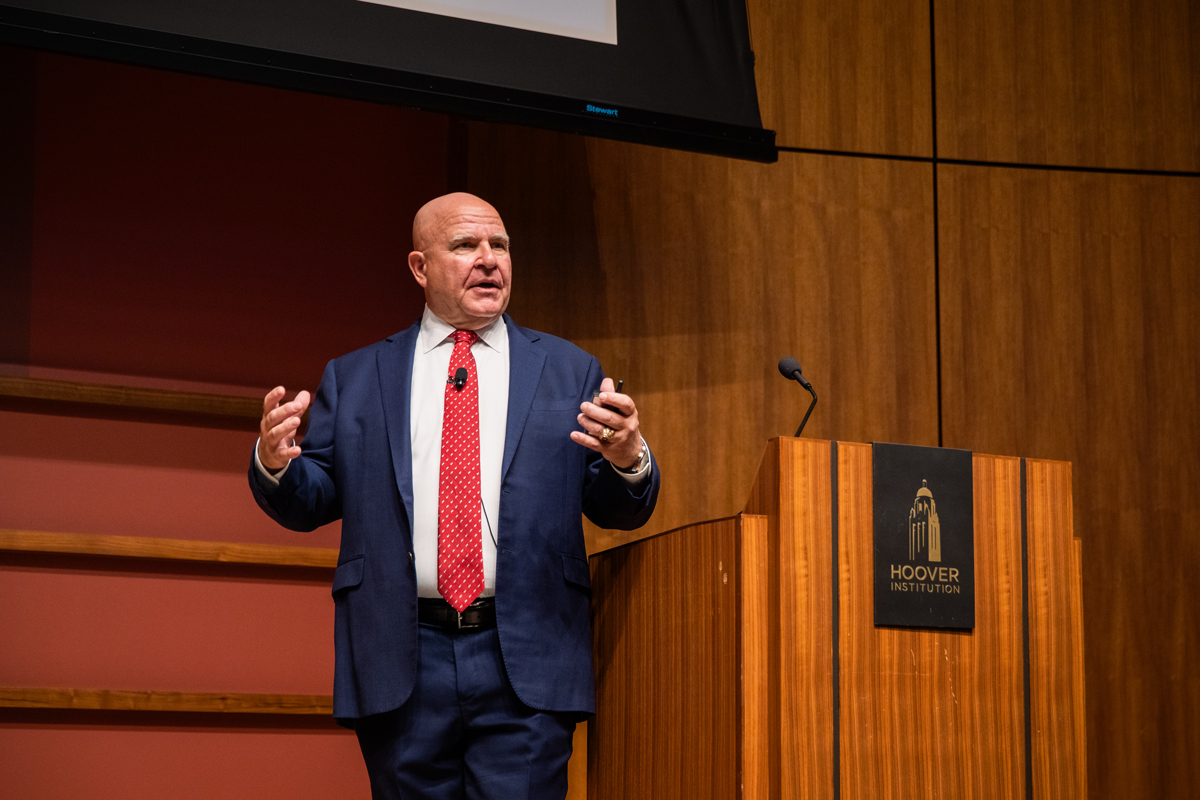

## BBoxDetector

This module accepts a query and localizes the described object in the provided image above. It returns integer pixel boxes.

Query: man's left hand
[572,377,643,469]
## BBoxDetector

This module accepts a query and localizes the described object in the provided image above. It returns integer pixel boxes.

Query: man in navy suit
[249,193,659,799]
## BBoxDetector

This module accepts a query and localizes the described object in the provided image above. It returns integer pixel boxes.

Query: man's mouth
[472,282,500,291]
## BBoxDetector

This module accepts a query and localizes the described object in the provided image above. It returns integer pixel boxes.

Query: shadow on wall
[465,122,609,343]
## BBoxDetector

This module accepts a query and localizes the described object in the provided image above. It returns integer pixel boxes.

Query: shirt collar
[418,305,507,355]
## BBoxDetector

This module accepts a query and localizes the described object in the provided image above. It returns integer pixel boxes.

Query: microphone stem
[794,385,818,438]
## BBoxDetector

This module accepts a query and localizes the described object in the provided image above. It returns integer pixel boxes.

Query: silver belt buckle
[456,609,464,630]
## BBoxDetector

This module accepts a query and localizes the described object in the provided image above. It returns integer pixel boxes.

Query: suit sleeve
[247,359,343,532]
[579,357,661,531]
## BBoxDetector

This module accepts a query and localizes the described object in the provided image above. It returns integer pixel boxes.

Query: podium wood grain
[589,517,743,799]
[1025,460,1087,799]
[746,437,834,799]
[739,514,773,800]
[838,445,1025,800]
[590,439,1082,800]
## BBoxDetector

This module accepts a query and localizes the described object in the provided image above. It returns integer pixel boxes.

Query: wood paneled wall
[746,0,932,155]
[938,165,1200,799]
[464,0,1198,794]
[465,123,939,552]
[935,0,1200,171]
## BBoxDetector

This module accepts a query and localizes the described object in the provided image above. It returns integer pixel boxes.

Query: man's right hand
[258,386,311,472]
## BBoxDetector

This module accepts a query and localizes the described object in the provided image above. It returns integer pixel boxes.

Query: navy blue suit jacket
[249,314,659,723]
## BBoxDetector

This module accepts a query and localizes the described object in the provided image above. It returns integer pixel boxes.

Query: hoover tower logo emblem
[908,479,941,562]
[873,443,975,629]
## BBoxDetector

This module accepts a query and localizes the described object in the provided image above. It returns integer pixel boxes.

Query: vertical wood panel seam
[932,159,943,448]
[1021,458,1034,800]
[736,515,746,800]
[831,440,841,800]
[929,0,944,447]
[928,0,938,160]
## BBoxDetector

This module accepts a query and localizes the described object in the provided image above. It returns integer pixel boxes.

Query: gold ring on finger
[600,426,615,443]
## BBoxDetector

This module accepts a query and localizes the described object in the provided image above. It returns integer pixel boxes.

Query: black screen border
[0,6,778,162]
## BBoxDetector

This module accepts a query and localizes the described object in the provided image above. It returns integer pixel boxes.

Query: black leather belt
[417,596,496,631]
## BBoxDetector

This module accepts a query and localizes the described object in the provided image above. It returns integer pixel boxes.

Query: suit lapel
[502,315,546,482]
[377,323,420,532]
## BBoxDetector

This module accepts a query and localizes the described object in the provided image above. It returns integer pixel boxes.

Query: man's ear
[407,251,428,287]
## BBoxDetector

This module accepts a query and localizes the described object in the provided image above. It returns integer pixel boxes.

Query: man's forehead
[440,209,507,239]
[413,193,506,249]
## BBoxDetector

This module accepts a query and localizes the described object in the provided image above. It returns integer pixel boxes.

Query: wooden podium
[587,438,1086,800]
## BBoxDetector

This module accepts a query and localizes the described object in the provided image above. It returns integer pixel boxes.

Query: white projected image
[357,0,617,45]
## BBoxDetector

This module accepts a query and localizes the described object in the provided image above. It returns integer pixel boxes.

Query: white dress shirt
[255,305,651,598]
[409,307,508,597]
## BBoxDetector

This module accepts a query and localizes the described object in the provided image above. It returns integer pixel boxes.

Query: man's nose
[477,244,499,267]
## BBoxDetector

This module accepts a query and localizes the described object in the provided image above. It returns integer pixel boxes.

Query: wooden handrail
[0,687,332,715]
[0,529,337,569]
[0,375,262,419]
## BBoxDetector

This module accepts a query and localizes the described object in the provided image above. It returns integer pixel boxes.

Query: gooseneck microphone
[778,357,818,437]
[450,368,468,391]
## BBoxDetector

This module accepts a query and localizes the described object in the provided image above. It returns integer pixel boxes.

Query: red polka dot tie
[437,329,484,613]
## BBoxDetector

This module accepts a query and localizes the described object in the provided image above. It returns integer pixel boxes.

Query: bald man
[249,194,660,799]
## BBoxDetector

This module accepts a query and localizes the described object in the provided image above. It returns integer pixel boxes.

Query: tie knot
[452,330,479,347]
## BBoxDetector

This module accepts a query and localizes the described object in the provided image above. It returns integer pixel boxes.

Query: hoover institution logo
[889,480,962,595]
[873,443,975,629]
[909,479,940,561]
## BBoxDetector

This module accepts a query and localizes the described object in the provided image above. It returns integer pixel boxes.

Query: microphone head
[778,357,802,380]
[453,367,468,389]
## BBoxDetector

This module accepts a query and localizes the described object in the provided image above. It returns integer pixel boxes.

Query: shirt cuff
[611,438,652,484]
[253,437,290,488]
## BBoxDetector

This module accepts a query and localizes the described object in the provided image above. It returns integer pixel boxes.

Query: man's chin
[468,293,506,310]
[460,300,507,326]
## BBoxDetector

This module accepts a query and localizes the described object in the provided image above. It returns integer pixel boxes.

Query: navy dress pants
[354,623,577,800]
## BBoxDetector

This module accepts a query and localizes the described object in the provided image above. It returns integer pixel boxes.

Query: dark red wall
[0,45,451,798]
[22,49,438,387]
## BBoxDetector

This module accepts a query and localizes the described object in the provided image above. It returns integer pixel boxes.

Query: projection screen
[0,0,776,161]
